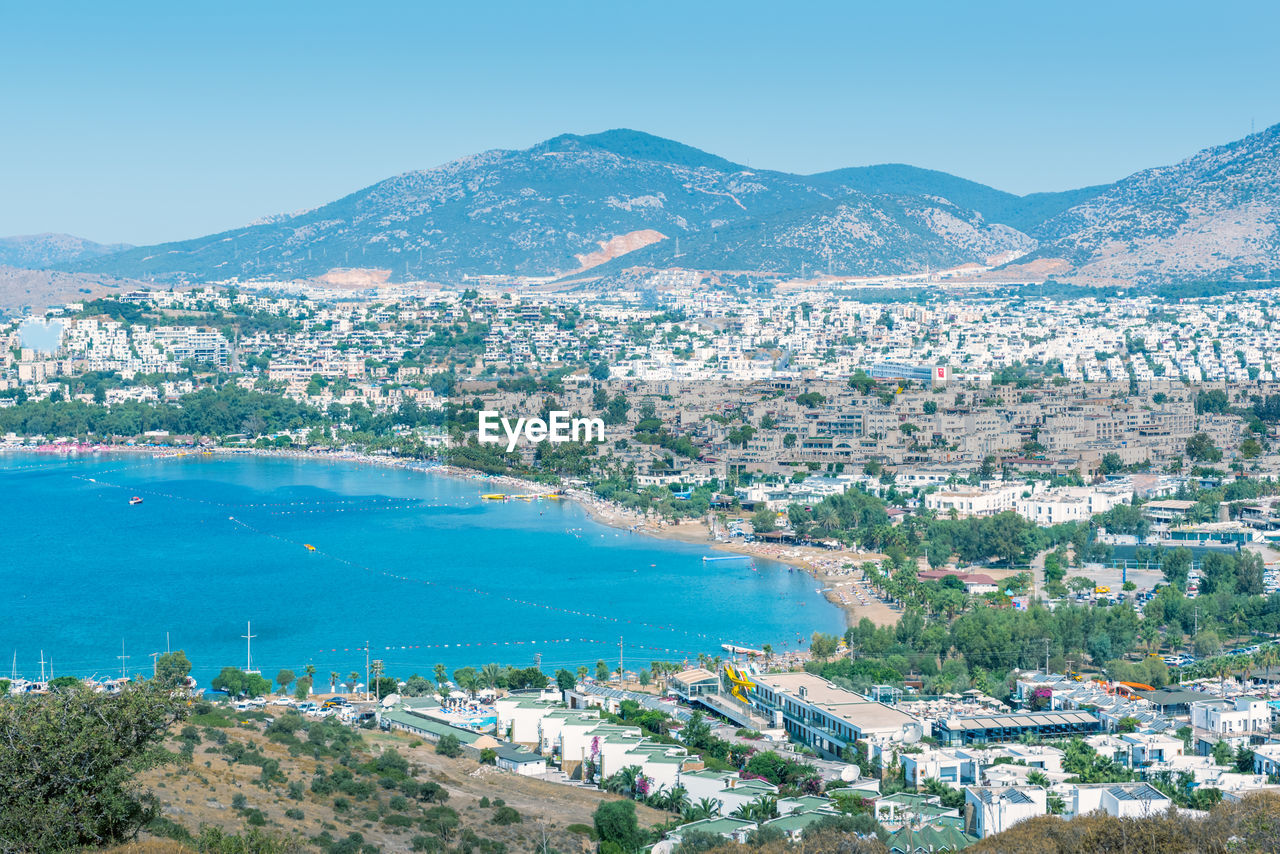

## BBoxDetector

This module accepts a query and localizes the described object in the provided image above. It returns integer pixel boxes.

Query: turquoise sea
[0,453,844,688]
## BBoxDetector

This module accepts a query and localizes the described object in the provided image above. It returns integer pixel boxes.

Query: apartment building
[748,672,925,759]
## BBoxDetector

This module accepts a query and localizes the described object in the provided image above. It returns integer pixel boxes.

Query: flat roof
[753,672,919,731]
[942,710,1098,731]
[672,667,719,684]
[1132,688,1209,705]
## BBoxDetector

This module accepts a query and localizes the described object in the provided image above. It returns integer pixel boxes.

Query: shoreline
[3,442,901,628]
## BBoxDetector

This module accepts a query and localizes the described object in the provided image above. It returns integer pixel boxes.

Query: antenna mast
[242,622,257,672]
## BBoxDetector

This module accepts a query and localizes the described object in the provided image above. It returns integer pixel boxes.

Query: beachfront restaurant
[935,710,1101,746]
[669,667,722,701]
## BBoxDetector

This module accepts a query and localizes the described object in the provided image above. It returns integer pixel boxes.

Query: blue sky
[3,1,1278,245]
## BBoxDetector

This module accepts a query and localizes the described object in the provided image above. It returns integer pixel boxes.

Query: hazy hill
[0,233,132,269]
[70,130,1036,283]
[1018,123,1280,285]
[55,125,1280,288]
[808,164,1112,236]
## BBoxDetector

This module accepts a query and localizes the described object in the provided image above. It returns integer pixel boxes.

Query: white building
[1064,782,1173,819]
[925,482,1028,518]
[1251,743,1280,777]
[963,786,1047,839]
[1191,696,1270,739]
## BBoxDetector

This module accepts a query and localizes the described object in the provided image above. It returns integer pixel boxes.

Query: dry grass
[134,715,667,852]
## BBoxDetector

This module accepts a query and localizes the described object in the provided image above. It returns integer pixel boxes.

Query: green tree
[809,632,840,661]
[593,799,643,853]
[1101,453,1124,475]
[435,734,463,758]
[210,667,271,698]
[751,506,777,533]
[555,669,576,692]
[0,683,187,849]
[1186,432,1223,463]
[1162,547,1192,588]
[275,669,295,695]
[153,650,192,690]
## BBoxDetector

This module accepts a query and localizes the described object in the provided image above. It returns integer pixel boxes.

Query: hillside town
[3,281,1278,504]
[7,281,1280,849]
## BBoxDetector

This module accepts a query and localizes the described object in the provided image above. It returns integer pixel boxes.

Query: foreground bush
[0,683,187,849]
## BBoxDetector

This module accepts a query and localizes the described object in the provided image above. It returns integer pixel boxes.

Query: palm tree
[666,784,690,816]
[645,784,668,809]
[433,663,447,686]
[480,662,503,692]
[457,669,481,698]
[606,765,642,796]
[348,670,360,697]
[329,671,339,694]
[576,665,588,683]
[371,660,385,700]
[732,794,779,822]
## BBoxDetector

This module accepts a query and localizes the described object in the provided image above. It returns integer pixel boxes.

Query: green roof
[675,817,755,837]
[778,795,833,814]
[887,823,978,853]
[762,809,842,832]
[718,779,778,796]
[383,710,484,744]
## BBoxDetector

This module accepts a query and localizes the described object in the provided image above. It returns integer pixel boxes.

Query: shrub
[419,781,449,803]
[435,734,463,758]
[284,808,304,820]
[491,805,522,825]
[339,779,375,800]
[146,816,194,843]
[420,805,460,838]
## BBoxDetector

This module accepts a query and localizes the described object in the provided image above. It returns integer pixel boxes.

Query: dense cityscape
[6,277,1280,851]
[7,3,1280,851]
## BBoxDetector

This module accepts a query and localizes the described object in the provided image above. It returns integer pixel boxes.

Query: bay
[0,452,844,688]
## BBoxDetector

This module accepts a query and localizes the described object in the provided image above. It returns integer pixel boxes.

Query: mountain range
[0,233,132,269]
[10,125,1280,287]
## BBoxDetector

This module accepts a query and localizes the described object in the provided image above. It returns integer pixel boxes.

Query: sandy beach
[564,489,900,629]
